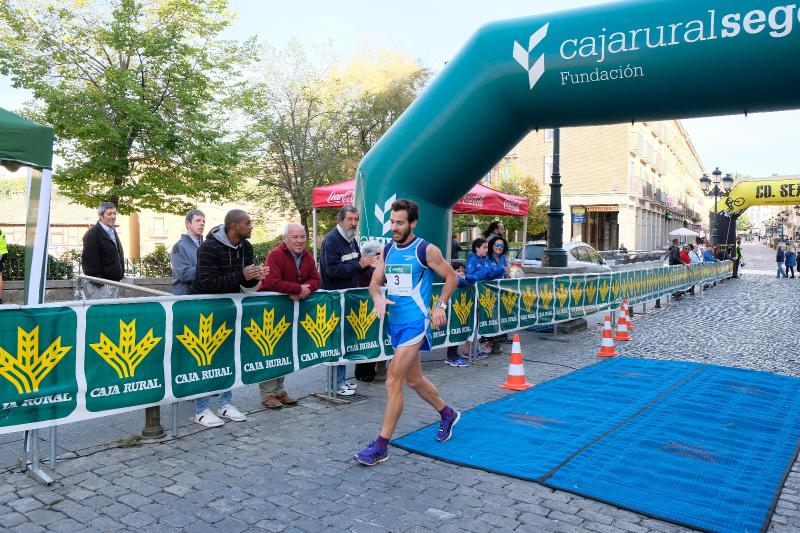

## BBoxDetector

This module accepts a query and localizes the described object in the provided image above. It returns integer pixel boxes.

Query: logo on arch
[513,23,549,90]
[374,194,396,236]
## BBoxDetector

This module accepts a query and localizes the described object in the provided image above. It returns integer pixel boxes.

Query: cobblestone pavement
[1,242,798,532]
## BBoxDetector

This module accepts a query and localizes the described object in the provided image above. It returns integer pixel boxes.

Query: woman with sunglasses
[486,236,512,351]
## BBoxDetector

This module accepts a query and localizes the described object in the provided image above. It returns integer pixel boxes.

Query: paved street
[0,241,798,532]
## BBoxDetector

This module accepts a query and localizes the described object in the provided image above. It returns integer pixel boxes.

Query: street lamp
[699,167,734,248]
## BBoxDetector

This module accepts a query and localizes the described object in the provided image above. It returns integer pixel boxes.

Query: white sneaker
[218,404,246,422]
[345,381,358,390]
[336,386,355,396]
[195,409,224,428]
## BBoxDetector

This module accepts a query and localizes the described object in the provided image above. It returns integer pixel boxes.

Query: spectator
[318,206,377,396]
[189,209,266,427]
[0,227,6,304]
[679,245,691,265]
[732,237,743,278]
[618,243,628,253]
[785,246,796,279]
[81,202,125,300]
[482,220,505,241]
[170,209,205,296]
[667,239,682,266]
[258,223,320,408]
[487,236,510,278]
[450,234,463,261]
[444,261,471,368]
[465,238,504,356]
[687,243,701,264]
[776,245,787,278]
[702,246,719,263]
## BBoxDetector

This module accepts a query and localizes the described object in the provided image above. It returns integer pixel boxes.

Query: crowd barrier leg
[25,429,53,485]
[49,426,56,469]
[171,403,179,437]
[326,366,336,398]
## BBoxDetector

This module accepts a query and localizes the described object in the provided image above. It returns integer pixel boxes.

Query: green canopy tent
[0,107,55,305]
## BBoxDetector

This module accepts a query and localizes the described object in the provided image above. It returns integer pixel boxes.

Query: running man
[355,199,460,466]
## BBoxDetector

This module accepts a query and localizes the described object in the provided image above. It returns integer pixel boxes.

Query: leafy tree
[735,213,751,233]
[0,0,246,213]
[237,43,429,231]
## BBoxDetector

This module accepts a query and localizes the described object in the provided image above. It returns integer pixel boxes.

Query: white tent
[669,228,700,237]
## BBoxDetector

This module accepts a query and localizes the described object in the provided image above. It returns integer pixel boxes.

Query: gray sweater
[170,233,201,295]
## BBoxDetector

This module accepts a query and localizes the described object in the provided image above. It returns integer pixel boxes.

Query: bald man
[257,223,321,407]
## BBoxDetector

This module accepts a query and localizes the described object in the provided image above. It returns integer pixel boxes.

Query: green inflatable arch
[355,0,800,251]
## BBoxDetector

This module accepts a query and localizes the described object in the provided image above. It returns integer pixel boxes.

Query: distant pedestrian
[618,243,628,253]
[0,227,6,304]
[776,245,787,278]
[450,234,463,261]
[189,209,266,427]
[732,237,743,278]
[785,246,796,278]
[667,239,682,266]
[687,243,701,264]
[170,209,205,296]
[81,202,124,300]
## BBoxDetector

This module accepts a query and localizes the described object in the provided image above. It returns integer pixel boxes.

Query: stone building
[485,120,711,251]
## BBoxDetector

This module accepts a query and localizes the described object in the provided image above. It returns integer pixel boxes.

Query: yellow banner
[716,179,800,213]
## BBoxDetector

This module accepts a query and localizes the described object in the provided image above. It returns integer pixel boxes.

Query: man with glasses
[258,223,320,408]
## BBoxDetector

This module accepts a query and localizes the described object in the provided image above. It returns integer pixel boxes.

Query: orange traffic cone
[500,334,533,390]
[613,310,631,342]
[597,315,619,357]
[622,299,634,331]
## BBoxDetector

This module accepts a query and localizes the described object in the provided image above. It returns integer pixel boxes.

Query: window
[544,155,553,185]
[544,129,554,141]
[503,163,511,179]
[152,217,165,236]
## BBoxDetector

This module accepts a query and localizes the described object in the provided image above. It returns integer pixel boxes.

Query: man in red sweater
[258,223,321,408]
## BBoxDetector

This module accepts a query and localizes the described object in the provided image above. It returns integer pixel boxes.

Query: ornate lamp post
[542,128,567,267]
[699,167,734,248]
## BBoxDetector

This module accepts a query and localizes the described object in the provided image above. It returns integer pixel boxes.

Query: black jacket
[319,227,362,290]
[189,224,258,294]
[81,223,124,281]
[667,244,681,266]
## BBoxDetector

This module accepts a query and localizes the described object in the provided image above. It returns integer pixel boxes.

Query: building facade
[485,120,710,251]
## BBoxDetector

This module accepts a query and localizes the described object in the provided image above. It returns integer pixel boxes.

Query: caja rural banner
[0,262,731,434]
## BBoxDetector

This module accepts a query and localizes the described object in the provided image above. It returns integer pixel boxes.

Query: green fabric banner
[477,282,500,336]
[297,291,343,369]
[553,276,571,322]
[518,278,538,328]
[343,289,381,360]
[498,279,520,333]
[430,283,447,348]
[448,285,476,343]
[240,294,295,384]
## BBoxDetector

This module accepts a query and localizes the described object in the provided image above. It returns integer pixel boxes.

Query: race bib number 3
[385,264,413,296]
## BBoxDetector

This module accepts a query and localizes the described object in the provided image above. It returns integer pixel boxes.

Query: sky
[2,0,798,178]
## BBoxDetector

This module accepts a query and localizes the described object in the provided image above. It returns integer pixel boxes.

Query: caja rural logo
[513,23,549,90]
[0,326,71,394]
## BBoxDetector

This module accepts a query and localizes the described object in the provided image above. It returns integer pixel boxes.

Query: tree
[736,213,751,233]
[237,43,429,231]
[0,0,246,213]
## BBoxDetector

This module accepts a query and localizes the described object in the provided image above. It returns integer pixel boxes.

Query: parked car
[515,241,612,272]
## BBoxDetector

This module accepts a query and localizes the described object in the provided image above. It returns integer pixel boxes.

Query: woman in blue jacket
[785,246,797,278]
[465,238,504,283]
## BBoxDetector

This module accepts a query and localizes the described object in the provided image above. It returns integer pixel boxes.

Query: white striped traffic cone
[500,334,533,390]
[613,310,631,342]
[597,315,619,357]
[622,298,634,331]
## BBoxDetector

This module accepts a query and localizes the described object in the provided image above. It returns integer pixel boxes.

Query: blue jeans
[195,391,232,415]
[337,365,346,388]
[777,263,787,278]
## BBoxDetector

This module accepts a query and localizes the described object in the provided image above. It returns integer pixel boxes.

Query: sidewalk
[2,251,798,532]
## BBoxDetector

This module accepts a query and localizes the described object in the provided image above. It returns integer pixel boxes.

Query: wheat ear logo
[555,283,569,307]
[373,194,397,236]
[453,292,473,325]
[501,289,519,315]
[611,281,620,299]
[346,300,377,341]
[513,23,549,90]
[0,326,71,394]
[479,287,497,318]
[90,319,161,379]
[521,286,537,312]
[301,304,339,348]
[539,284,554,309]
[570,283,583,305]
[244,308,290,357]
[176,313,232,367]
[598,280,610,301]
[585,283,597,302]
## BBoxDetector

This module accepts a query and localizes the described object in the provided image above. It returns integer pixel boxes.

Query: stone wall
[2,278,173,304]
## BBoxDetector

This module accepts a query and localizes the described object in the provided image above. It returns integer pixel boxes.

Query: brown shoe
[276,391,298,405]
[262,395,283,409]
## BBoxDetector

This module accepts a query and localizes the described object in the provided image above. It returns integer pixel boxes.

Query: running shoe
[354,441,388,466]
[445,357,469,367]
[436,409,461,442]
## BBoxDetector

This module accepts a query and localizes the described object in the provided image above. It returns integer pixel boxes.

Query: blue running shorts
[388,319,431,351]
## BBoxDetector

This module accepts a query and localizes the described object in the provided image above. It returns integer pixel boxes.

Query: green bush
[1,243,75,281]
[134,244,172,278]
[251,237,283,263]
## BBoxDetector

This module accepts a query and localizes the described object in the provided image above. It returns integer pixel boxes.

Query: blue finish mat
[392,358,800,532]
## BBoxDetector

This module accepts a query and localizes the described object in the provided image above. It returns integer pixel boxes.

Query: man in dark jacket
[170,209,205,295]
[319,206,377,396]
[257,223,320,408]
[667,238,683,301]
[81,202,124,299]
[188,209,266,428]
[189,210,266,295]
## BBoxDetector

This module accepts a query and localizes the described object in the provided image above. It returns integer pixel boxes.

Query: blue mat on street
[392,358,800,532]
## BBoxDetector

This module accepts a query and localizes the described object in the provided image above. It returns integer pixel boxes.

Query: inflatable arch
[715,178,800,215]
[355,0,800,251]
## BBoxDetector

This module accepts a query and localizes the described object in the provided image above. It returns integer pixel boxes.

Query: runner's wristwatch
[434,300,447,310]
